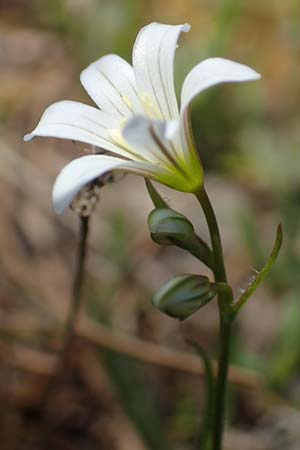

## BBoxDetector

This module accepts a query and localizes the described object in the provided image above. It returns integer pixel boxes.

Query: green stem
[195,188,227,283]
[189,341,215,450]
[211,316,233,450]
[195,187,233,450]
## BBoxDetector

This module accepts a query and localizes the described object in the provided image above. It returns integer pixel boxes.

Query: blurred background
[1,0,300,449]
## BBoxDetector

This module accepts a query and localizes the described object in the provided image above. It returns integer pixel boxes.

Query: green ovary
[155,155,204,193]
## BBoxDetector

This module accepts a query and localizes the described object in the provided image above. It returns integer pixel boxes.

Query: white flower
[24,22,260,214]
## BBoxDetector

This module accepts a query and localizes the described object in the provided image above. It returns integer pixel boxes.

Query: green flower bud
[148,208,195,246]
[151,274,217,320]
[147,208,214,269]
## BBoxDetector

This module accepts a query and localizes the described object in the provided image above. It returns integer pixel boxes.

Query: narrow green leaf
[268,294,300,387]
[189,341,214,450]
[145,179,168,208]
[232,224,283,317]
[103,350,168,450]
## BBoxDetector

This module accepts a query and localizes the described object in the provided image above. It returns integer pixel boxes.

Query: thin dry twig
[77,315,262,390]
[2,315,262,390]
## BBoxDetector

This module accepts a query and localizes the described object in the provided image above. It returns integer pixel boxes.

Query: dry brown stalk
[2,315,262,390]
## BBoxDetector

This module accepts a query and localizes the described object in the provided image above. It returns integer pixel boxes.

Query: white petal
[24,100,135,158]
[133,22,190,121]
[164,120,180,140]
[181,57,261,113]
[80,54,143,119]
[53,154,156,213]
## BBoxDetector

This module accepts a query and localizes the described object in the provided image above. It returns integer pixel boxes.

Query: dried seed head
[70,181,101,217]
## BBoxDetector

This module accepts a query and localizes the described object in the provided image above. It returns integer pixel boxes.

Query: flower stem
[61,215,89,364]
[195,188,227,283]
[211,315,233,450]
[42,215,89,415]
[195,187,233,450]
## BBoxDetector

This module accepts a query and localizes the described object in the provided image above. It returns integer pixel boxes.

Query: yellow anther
[119,117,128,128]
[122,95,134,111]
[108,128,127,147]
[139,92,154,108]
[139,92,162,119]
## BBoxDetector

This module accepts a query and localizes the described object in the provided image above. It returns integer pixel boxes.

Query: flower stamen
[149,125,187,177]
[122,95,134,112]
[139,92,162,119]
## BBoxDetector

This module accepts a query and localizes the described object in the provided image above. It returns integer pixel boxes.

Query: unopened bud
[151,274,217,320]
[148,208,214,268]
[148,208,194,246]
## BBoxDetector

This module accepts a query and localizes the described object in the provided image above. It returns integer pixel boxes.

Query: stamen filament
[149,125,187,177]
